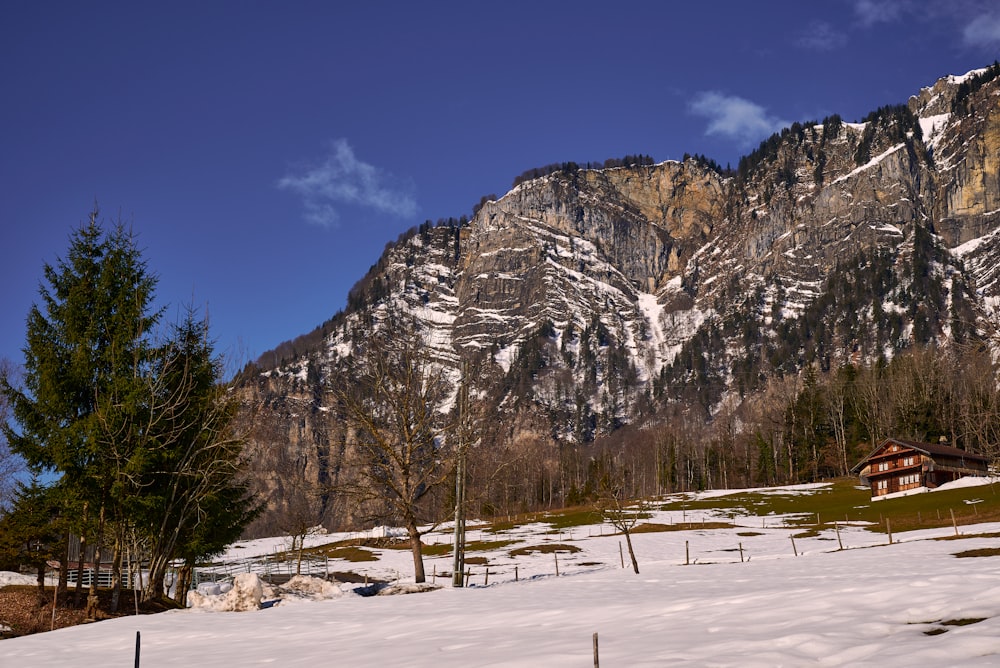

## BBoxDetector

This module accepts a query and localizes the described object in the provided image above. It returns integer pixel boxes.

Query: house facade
[852,438,989,500]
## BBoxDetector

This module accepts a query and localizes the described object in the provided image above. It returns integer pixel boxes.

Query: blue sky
[2,1,999,372]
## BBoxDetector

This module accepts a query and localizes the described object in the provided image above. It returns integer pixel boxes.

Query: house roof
[850,438,988,473]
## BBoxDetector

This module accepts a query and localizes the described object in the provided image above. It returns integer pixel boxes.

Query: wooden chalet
[852,438,989,500]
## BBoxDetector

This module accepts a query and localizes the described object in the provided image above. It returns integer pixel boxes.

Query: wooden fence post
[619,542,625,569]
[593,632,600,668]
[835,521,843,550]
[886,518,892,545]
[951,509,959,536]
[685,540,689,566]
[554,553,560,577]
[790,536,798,557]
[738,542,744,563]
[135,631,141,668]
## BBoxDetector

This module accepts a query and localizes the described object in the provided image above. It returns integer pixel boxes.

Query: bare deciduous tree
[597,461,641,574]
[333,312,455,583]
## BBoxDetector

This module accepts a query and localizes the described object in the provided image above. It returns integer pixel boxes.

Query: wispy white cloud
[854,0,905,27]
[689,92,790,146]
[278,139,417,226]
[963,12,1000,48]
[796,21,848,51]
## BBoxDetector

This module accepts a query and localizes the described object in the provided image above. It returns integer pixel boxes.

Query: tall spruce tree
[2,209,159,616]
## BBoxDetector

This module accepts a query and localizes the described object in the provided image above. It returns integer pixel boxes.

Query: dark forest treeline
[512,154,655,188]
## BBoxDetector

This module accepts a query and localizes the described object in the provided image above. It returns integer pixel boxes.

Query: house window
[877,480,888,490]
[877,461,890,471]
[903,456,915,466]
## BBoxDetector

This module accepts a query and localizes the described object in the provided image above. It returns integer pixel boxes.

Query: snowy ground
[2,482,1000,666]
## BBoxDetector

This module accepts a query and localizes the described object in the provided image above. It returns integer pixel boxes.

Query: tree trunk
[35,561,47,607]
[85,504,106,620]
[57,533,69,598]
[145,555,168,602]
[173,563,192,607]
[110,540,123,613]
[407,521,426,583]
[623,529,639,574]
[73,534,86,608]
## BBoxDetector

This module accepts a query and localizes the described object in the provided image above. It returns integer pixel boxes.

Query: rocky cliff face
[242,64,1000,530]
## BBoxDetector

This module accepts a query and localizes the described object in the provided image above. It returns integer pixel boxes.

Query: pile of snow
[0,572,39,588]
[188,574,345,611]
[375,582,441,596]
[187,572,262,612]
[270,575,344,602]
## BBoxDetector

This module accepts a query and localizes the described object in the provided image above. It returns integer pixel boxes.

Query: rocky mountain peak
[242,64,1000,533]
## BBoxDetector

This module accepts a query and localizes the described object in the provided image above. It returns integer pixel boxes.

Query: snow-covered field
[3,482,1000,666]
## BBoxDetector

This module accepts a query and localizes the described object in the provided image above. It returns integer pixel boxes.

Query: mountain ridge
[239,63,1000,534]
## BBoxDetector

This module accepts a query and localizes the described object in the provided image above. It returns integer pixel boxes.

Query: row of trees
[0,210,258,615]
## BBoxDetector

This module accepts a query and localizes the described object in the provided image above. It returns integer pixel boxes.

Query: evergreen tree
[1,209,160,616]
[0,478,65,606]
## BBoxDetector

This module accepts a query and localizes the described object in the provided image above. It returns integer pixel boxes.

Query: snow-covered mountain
[242,64,1000,529]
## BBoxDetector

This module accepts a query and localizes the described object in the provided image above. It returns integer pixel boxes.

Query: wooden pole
[835,521,843,550]
[135,630,141,668]
[951,508,959,536]
[554,553,560,577]
[886,518,892,545]
[790,536,798,557]
[515,566,518,582]
[593,632,600,668]
[738,542,744,563]
[484,568,490,586]
[619,542,625,569]
[685,540,690,566]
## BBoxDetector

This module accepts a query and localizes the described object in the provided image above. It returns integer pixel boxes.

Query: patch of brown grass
[953,547,1000,558]
[509,543,582,557]
[631,522,736,534]
[0,585,178,639]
